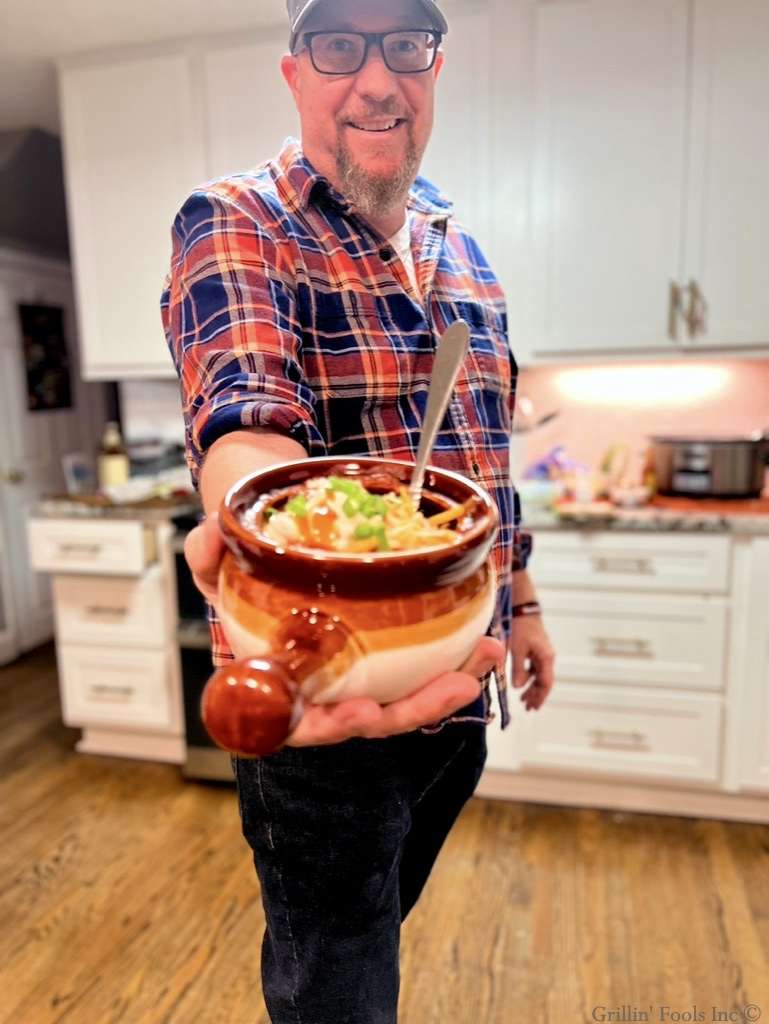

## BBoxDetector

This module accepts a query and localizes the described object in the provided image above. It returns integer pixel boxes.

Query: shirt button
[379,246,394,262]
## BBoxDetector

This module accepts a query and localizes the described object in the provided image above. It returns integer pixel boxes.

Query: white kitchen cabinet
[525,0,769,359]
[29,516,185,763]
[518,683,722,785]
[731,537,769,792]
[59,51,206,380]
[421,0,495,276]
[683,0,769,350]
[478,526,769,822]
[203,35,299,180]
[57,643,174,730]
[52,567,170,648]
[28,517,157,576]
[55,3,769,377]
[537,589,728,692]
[528,530,731,595]
[527,0,690,355]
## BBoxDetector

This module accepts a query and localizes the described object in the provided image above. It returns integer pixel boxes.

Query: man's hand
[285,634,505,747]
[184,513,225,607]
[510,615,556,711]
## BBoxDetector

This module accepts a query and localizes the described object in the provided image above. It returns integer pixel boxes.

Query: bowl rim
[220,455,498,569]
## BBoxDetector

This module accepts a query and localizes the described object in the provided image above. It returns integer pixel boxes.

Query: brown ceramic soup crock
[200,456,499,757]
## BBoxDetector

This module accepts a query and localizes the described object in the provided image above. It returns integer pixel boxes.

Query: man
[162,0,555,1019]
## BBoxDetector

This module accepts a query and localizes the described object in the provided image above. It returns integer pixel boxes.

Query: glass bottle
[97,421,130,490]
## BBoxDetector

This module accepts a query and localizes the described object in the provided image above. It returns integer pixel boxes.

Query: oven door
[171,522,234,781]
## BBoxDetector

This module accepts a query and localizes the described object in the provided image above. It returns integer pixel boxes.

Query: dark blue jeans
[232,713,488,1024]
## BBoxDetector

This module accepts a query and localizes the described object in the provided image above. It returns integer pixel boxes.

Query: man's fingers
[285,698,383,747]
[364,672,482,737]
[184,514,225,593]
[284,636,506,747]
[459,635,505,679]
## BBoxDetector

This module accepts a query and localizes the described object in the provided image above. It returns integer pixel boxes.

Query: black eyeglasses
[297,30,442,76]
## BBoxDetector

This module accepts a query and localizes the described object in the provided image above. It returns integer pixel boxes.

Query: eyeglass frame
[295,29,443,76]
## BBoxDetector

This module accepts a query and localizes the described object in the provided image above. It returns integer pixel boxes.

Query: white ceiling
[0,0,285,134]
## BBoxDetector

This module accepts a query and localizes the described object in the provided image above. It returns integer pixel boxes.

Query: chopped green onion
[285,495,308,517]
[372,525,390,551]
[353,523,375,539]
[329,476,367,500]
[343,498,359,517]
[264,507,276,520]
[361,495,387,518]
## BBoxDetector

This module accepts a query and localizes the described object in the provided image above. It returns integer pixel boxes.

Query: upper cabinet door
[203,37,300,180]
[420,0,495,261]
[528,0,689,355]
[60,53,206,380]
[683,0,769,350]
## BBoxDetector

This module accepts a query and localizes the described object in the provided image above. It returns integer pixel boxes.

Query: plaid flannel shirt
[162,138,532,731]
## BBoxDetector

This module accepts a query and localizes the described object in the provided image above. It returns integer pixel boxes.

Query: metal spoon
[408,320,471,503]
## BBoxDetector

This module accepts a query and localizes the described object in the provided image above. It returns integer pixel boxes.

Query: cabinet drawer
[53,568,170,648]
[538,589,727,691]
[518,683,722,784]
[28,519,156,576]
[530,531,730,594]
[58,644,172,729]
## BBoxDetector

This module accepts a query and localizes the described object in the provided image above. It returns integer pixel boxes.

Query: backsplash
[121,357,769,482]
[120,380,186,445]
[516,357,769,478]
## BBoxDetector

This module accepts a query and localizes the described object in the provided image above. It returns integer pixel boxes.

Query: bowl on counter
[516,479,565,514]
[608,483,652,508]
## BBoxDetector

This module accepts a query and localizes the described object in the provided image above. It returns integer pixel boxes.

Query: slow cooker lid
[648,432,767,445]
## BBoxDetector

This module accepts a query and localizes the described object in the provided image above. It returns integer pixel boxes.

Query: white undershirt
[387,212,420,297]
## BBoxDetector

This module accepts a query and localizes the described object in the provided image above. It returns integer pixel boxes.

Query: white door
[0,378,19,663]
[203,32,300,179]
[683,0,769,350]
[59,52,207,380]
[0,251,107,660]
[527,0,690,355]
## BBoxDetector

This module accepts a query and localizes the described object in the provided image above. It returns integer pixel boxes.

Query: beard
[335,122,421,219]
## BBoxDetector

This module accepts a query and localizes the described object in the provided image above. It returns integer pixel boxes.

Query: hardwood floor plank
[2,645,768,1023]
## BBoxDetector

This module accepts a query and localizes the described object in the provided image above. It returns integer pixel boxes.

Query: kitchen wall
[517,357,769,481]
[120,380,186,445]
[121,356,769,483]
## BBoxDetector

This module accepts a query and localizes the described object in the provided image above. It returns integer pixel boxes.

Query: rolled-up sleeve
[161,188,327,488]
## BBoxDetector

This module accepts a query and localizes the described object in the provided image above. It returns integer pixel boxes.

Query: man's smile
[344,117,408,134]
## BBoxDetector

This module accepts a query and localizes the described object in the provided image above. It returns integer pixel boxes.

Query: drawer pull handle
[87,683,135,702]
[58,542,103,556]
[589,728,649,752]
[592,637,653,659]
[85,605,129,617]
[593,555,653,575]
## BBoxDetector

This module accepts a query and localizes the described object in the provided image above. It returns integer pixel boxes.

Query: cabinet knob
[3,469,25,484]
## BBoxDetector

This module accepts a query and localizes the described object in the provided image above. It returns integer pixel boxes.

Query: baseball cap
[287,0,448,52]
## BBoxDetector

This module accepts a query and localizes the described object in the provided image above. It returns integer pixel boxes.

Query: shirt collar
[273,136,453,221]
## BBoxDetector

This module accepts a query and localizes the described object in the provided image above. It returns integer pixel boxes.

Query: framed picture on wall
[17,303,74,412]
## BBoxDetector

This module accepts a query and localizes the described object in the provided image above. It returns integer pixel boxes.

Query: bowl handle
[200,608,360,757]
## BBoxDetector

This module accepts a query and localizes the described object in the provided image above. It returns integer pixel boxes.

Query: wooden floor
[2,645,768,1024]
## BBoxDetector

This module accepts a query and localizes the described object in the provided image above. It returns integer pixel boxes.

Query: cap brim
[289,0,448,51]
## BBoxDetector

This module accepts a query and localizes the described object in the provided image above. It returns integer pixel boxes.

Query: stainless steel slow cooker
[648,431,769,498]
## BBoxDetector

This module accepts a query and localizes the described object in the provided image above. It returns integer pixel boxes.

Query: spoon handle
[409,320,471,502]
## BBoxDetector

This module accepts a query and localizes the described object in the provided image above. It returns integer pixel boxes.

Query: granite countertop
[34,490,769,534]
[34,494,201,522]
[524,495,769,534]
